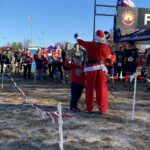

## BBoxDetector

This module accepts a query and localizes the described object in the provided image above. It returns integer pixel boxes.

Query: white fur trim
[95,36,106,43]
[99,37,105,40]
[84,64,108,73]
[76,36,82,40]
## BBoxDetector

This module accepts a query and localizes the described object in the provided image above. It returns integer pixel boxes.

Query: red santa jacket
[77,39,111,72]
[64,59,85,85]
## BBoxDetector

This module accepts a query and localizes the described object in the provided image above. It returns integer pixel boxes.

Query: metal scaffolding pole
[93,1,116,40]
[93,0,97,41]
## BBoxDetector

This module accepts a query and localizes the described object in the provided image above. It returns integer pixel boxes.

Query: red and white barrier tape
[6,73,72,123]
[109,74,150,83]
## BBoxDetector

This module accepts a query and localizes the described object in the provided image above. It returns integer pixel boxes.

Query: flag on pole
[117,0,135,7]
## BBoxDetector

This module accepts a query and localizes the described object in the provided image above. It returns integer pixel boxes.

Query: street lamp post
[1,36,6,47]
[42,32,45,47]
[28,16,33,45]
[39,38,42,47]
[93,0,96,41]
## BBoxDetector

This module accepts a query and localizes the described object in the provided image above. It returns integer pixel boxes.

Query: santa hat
[96,30,106,43]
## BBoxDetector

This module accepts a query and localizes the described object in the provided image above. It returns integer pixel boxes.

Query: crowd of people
[0,43,86,82]
[0,30,150,113]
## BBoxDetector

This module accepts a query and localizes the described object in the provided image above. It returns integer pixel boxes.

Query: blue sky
[0,0,150,47]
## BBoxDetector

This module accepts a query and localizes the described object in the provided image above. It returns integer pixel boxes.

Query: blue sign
[29,48,38,69]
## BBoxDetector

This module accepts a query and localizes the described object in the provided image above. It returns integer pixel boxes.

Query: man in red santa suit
[74,30,111,114]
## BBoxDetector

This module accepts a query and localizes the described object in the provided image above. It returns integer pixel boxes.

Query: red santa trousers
[85,69,108,113]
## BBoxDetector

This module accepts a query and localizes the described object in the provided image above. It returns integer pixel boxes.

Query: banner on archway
[114,0,150,43]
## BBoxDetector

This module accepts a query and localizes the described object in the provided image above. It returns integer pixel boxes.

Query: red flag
[117,0,135,7]
[137,75,144,80]
[124,76,129,81]
[50,111,72,123]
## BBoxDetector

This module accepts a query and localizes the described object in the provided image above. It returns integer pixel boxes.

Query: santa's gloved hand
[106,58,112,64]
[74,33,79,39]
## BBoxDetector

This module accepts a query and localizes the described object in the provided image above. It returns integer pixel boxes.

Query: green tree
[18,42,23,49]
[11,42,20,52]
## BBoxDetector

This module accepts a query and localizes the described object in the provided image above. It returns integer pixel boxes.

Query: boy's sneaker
[75,107,81,112]
[70,107,81,112]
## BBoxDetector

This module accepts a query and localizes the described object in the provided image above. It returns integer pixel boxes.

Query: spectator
[0,53,2,73]
[5,48,13,73]
[144,48,150,91]
[116,46,125,80]
[22,49,33,79]
[34,49,43,80]
[124,42,138,89]
[105,48,116,89]
[106,49,116,77]
[51,44,63,79]
[46,46,53,79]
[72,43,86,66]
[1,49,10,73]
[40,48,48,80]
[14,49,22,74]
[62,42,72,84]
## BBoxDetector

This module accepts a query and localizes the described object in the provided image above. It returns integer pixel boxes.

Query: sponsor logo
[121,10,135,26]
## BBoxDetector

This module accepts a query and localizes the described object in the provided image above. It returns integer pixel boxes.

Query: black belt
[86,60,104,64]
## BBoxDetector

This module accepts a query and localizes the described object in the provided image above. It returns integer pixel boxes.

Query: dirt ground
[0,74,150,150]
